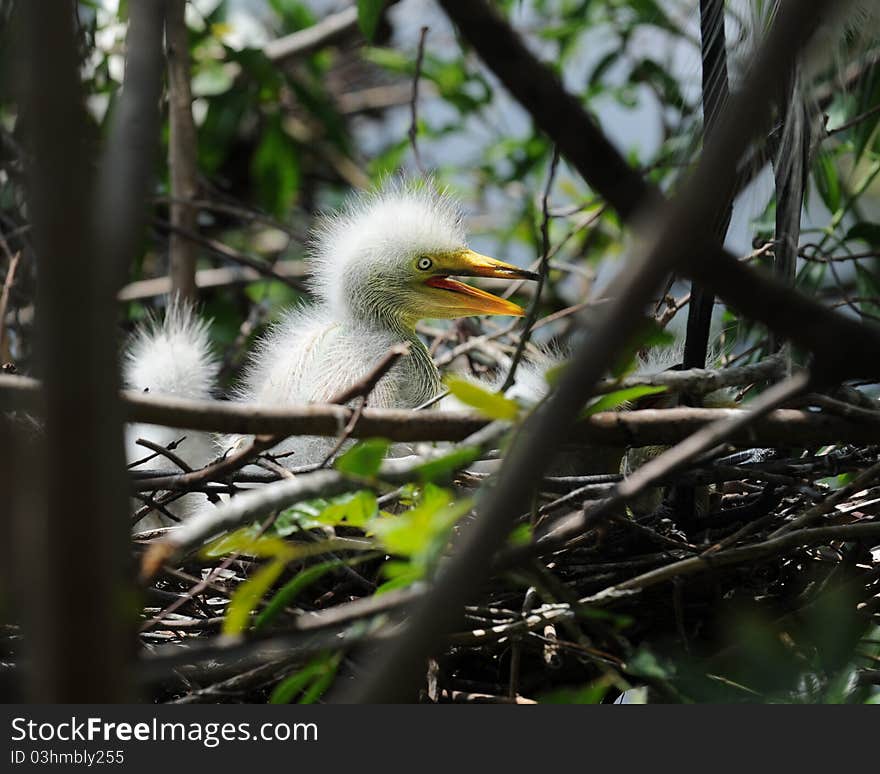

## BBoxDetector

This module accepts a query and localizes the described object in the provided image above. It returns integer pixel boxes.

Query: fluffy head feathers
[307,179,467,320]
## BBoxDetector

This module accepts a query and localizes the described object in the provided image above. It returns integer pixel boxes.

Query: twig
[118,260,308,302]
[264,6,359,64]
[0,251,20,361]
[769,458,880,537]
[501,147,560,392]
[166,0,200,301]
[409,27,429,178]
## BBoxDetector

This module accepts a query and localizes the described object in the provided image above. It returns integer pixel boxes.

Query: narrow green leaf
[583,385,668,416]
[411,445,481,483]
[445,376,520,420]
[255,555,375,631]
[335,438,390,476]
[223,559,287,636]
[269,661,327,704]
[356,0,386,42]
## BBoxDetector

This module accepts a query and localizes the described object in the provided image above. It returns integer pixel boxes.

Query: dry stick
[769,458,880,538]
[118,261,307,303]
[166,0,199,301]
[4,372,879,449]
[342,0,840,704]
[579,521,880,603]
[264,5,359,64]
[0,251,20,361]
[533,372,811,555]
[134,437,193,473]
[501,147,560,392]
[14,0,166,703]
[409,26,430,178]
[154,218,305,290]
[590,353,786,396]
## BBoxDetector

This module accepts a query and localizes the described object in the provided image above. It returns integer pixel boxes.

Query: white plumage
[124,301,219,526]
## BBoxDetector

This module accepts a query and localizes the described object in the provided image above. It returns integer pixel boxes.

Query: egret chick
[231,182,538,464]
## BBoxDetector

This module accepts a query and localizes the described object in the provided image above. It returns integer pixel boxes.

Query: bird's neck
[342,307,441,402]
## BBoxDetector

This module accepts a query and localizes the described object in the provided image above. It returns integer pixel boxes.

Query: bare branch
[166,0,199,301]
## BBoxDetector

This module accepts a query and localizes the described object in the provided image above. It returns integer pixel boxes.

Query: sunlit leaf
[315,490,378,528]
[445,376,520,420]
[223,558,286,635]
[369,484,471,562]
[335,438,390,476]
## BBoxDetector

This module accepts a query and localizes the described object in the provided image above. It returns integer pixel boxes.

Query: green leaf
[845,221,880,248]
[356,0,386,42]
[223,559,287,636]
[445,376,520,420]
[411,445,481,483]
[507,522,533,547]
[368,484,470,564]
[202,527,293,560]
[814,154,842,214]
[251,115,300,215]
[254,555,374,630]
[315,490,378,528]
[374,563,423,595]
[335,438,390,476]
[626,648,672,680]
[269,652,341,704]
[540,681,610,704]
[583,385,668,416]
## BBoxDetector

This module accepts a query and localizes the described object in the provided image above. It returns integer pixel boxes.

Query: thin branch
[0,251,20,362]
[501,147,559,392]
[264,5,359,64]
[409,26,429,178]
[166,0,199,301]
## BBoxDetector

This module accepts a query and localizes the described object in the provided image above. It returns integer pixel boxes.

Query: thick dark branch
[15,0,167,702]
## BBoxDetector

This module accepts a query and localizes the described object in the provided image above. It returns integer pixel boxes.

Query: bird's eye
[417,256,433,271]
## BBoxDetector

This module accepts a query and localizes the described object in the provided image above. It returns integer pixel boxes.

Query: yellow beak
[426,249,539,317]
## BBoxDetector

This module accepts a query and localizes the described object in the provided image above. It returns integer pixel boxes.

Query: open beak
[426,249,539,317]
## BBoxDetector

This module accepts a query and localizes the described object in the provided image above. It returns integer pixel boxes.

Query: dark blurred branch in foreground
[14,0,166,702]
[166,0,198,301]
[343,0,844,703]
